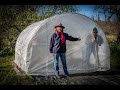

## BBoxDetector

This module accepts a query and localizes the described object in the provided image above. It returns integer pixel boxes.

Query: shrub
[110,45,120,69]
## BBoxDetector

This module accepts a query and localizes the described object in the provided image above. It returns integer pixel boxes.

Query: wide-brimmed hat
[55,23,65,28]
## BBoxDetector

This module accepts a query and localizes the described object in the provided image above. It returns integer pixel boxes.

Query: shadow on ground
[69,69,120,77]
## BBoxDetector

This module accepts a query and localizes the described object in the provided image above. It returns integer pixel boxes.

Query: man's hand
[92,38,96,42]
[78,38,81,41]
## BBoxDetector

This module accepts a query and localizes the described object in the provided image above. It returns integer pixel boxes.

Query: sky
[77,5,117,21]
[77,5,105,20]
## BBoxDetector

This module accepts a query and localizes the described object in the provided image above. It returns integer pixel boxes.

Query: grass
[0,56,35,85]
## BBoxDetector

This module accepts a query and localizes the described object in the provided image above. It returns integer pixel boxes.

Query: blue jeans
[53,53,68,76]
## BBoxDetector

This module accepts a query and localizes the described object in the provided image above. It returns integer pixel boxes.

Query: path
[31,70,120,85]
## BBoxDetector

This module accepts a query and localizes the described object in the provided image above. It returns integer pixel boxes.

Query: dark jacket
[49,32,79,53]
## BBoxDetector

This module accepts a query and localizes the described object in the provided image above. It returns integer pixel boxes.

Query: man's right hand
[78,38,81,41]
[92,38,96,42]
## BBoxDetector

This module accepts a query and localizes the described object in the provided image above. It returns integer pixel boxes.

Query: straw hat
[55,23,65,28]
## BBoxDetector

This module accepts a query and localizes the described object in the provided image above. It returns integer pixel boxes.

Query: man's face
[56,27,63,32]
[93,32,98,37]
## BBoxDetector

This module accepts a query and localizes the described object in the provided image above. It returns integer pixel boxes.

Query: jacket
[49,32,79,53]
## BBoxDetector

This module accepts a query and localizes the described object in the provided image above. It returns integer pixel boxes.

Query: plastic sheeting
[14,13,110,76]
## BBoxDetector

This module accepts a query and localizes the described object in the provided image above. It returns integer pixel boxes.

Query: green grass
[110,45,120,70]
[0,56,35,85]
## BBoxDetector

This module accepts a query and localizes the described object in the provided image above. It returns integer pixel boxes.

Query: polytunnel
[14,13,110,76]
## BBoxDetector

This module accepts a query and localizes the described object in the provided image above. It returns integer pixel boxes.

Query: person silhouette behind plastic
[84,27,104,70]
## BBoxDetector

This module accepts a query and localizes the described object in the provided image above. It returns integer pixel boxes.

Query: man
[92,27,103,45]
[49,23,81,78]
[84,27,103,69]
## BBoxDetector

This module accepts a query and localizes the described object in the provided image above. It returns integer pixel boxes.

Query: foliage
[94,5,120,22]
[0,5,41,56]
[106,34,117,43]
[37,5,78,20]
[110,45,120,69]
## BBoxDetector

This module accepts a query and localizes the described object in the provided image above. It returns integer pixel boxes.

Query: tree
[37,5,78,19]
[94,5,120,44]
[0,5,40,56]
[91,15,94,20]
[94,5,120,22]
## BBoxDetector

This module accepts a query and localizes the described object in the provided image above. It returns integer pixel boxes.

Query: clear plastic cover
[14,13,110,76]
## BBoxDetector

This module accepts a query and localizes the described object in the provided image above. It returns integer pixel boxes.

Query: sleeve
[65,33,79,41]
[97,35,104,46]
[49,34,54,53]
[85,34,92,45]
